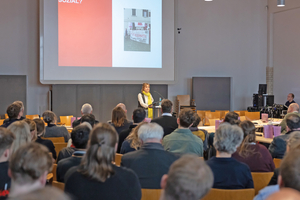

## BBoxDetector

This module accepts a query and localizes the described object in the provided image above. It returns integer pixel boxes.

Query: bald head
[288,103,299,113]
[116,103,127,113]
[266,188,300,200]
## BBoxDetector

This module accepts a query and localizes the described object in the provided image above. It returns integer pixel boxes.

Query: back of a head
[13,101,24,111]
[213,123,243,154]
[0,128,15,157]
[138,123,163,143]
[133,108,146,123]
[161,99,173,114]
[33,119,45,136]
[163,155,213,200]
[7,103,21,119]
[23,118,37,141]
[191,113,201,128]
[81,103,93,115]
[112,107,126,127]
[224,112,240,125]
[71,123,91,149]
[80,114,96,127]
[9,143,52,185]
[42,111,57,125]
[286,114,300,130]
[7,121,31,154]
[116,103,126,112]
[78,123,118,182]
[280,149,300,191]
[287,131,300,151]
[266,188,300,200]
[239,120,256,142]
[179,109,195,128]
[10,187,71,200]
[289,103,299,112]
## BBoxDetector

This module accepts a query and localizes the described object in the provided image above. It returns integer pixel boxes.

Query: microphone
[153,91,166,100]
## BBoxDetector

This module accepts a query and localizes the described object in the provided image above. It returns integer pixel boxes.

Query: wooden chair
[240,116,246,122]
[54,143,68,157]
[205,112,221,126]
[42,137,65,143]
[208,119,219,126]
[197,111,210,126]
[251,172,274,195]
[47,173,53,183]
[115,153,123,167]
[215,110,229,120]
[59,115,73,126]
[245,112,260,121]
[52,181,65,191]
[141,189,162,200]
[0,119,4,126]
[235,111,241,116]
[201,188,255,200]
[5,114,8,119]
[273,158,282,168]
[26,114,39,120]
[52,164,57,181]
[234,111,246,116]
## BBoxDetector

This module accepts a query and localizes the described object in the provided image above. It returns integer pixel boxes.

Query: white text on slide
[58,0,82,4]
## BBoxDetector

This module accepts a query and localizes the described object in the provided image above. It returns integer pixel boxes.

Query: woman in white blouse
[138,83,154,118]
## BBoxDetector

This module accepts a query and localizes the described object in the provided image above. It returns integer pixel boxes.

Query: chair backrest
[245,112,260,121]
[53,143,68,157]
[52,181,65,191]
[208,119,219,126]
[215,110,229,120]
[234,111,246,116]
[5,114,8,119]
[115,153,123,167]
[197,111,210,126]
[141,189,162,200]
[59,115,74,126]
[201,188,255,200]
[177,95,190,106]
[0,119,4,126]
[251,172,274,195]
[273,158,282,169]
[205,112,221,126]
[42,137,65,143]
[26,114,39,120]
[52,164,57,182]
[239,116,246,122]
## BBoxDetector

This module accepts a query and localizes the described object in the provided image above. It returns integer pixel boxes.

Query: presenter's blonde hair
[141,83,150,93]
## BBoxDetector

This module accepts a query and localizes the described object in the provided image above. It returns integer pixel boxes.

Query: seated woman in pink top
[232,120,275,172]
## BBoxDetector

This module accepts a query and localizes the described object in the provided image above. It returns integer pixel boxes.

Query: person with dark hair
[57,123,91,182]
[56,123,92,163]
[285,93,296,109]
[163,109,203,156]
[80,114,96,127]
[42,110,70,142]
[34,119,57,160]
[269,114,300,158]
[151,99,178,137]
[2,101,25,126]
[117,108,145,153]
[232,120,275,172]
[64,123,141,200]
[1,103,22,128]
[0,128,15,196]
[111,107,132,135]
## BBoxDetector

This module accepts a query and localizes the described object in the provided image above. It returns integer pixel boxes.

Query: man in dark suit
[121,123,179,189]
[151,99,178,137]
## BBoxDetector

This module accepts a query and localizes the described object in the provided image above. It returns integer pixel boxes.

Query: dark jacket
[151,115,178,137]
[35,136,57,160]
[44,124,70,142]
[57,147,77,164]
[72,118,99,128]
[121,143,179,189]
[111,121,133,135]
[268,168,279,186]
[0,118,22,128]
[117,124,138,153]
[268,130,295,158]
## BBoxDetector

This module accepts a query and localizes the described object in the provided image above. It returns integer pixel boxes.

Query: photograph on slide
[124,8,151,52]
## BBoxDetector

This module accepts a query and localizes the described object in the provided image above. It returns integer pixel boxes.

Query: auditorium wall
[0,0,267,115]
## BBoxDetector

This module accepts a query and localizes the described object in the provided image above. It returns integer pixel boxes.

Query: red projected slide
[58,0,112,67]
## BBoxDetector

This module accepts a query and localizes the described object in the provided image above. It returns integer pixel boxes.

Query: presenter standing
[138,83,154,119]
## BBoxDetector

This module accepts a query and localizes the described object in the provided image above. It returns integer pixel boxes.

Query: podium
[153,106,162,119]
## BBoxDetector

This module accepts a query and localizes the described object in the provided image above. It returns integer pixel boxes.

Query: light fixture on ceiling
[277,0,285,7]
[204,0,213,1]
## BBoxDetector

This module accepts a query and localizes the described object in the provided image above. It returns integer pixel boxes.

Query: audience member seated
[7,121,31,155]
[79,113,96,127]
[1,103,23,128]
[159,155,213,200]
[111,106,132,135]
[266,188,300,200]
[189,113,205,141]
[269,114,300,158]
[151,99,178,137]
[121,123,178,189]
[163,109,203,156]
[57,123,91,182]
[23,119,37,142]
[232,120,275,172]
[268,131,300,186]
[0,128,15,196]
[279,103,300,134]
[254,145,300,200]
[120,122,146,154]
[72,103,98,128]
[34,119,57,160]
[285,93,296,110]
[3,101,25,124]
[9,187,71,200]
[42,111,70,142]
[57,123,92,163]
[206,123,254,189]
[117,108,145,153]
[6,143,52,199]
[64,123,141,200]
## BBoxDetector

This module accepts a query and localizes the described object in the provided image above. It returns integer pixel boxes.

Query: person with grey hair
[206,123,254,189]
[121,123,179,189]
[280,103,300,134]
[72,103,99,128]
[160,155,213,200]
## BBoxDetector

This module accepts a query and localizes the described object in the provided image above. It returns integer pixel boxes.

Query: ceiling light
[277,0,285,7]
